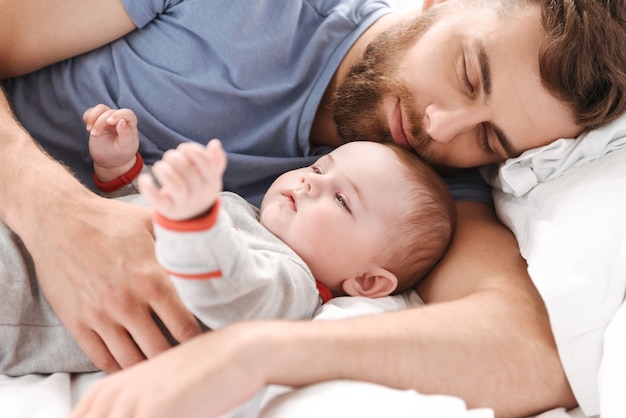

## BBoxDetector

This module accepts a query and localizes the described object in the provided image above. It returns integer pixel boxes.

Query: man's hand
[32,196,203,371]
[0,89,202,371]
[70,322,266,418]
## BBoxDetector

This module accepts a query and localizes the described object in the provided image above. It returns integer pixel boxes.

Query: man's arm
[261,201,577,417]
[414,201,576,415]
[71,201,577,418]
[0,90,201,371]
[0,0,135,78]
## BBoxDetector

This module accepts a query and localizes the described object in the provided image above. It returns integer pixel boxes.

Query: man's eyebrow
[476,39,518,159]
[476,39,491,97]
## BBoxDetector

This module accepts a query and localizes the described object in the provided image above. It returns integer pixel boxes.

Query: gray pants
[0,220,96,375]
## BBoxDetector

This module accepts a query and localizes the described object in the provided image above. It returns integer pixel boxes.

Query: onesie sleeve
[121,0,186,29]
[153,194,320,329]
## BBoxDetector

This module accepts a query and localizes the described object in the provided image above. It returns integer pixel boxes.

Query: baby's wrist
[153,197,221,230]
[94,154,138,183]
[93,153,144,193]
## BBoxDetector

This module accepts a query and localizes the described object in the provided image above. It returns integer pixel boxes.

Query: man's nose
[423,104,484,144]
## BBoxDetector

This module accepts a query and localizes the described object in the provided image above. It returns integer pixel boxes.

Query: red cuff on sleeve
[93,153,144,193]
[154,197,221,233]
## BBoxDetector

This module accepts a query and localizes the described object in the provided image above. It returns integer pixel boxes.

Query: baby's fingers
[179,139,227,183]
[205,139,227,176]
[110,109,138,130]
[138,173,169,209]
[83,104,114,130]
[89,109,118,136]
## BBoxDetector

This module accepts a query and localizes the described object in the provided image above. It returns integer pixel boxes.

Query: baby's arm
[84,104,140,182]
[138,139,227,221]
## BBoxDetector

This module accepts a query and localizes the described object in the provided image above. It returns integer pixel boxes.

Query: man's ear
[342,268,398,298]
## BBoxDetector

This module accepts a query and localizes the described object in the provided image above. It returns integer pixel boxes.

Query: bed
[0,291,612,418]
[0,293,600,418]
[3,0,626,416]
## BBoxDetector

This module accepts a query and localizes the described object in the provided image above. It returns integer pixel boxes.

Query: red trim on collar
[316,281,333,304]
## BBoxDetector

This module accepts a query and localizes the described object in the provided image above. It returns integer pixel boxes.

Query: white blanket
[1,290,588,418]
[1,291,497,418]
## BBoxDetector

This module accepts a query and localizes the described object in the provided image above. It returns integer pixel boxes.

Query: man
[0,0,624,416]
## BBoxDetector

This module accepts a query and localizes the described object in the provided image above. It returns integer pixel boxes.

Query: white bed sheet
[1,291,592,418]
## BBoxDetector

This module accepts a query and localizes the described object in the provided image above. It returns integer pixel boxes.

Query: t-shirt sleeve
[122,0,185,28]
[442,168,493,205]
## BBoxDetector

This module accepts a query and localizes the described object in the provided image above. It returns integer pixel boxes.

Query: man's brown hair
[534,0,626,129]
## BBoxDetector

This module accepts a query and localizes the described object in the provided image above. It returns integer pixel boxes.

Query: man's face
[333,2,582,168]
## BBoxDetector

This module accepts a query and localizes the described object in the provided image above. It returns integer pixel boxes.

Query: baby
[86,104,456,329]
[0,105,455,375]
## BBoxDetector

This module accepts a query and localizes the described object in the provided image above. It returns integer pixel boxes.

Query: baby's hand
[84,104,140,182]
[138,139,227,221]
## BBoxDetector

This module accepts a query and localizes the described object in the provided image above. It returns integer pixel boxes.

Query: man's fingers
[105,266,201,360]
[151,294,203,345]
[69,377,128,418]
[72,327,121,372]
[124,313,176,359]
[99,325,148,369]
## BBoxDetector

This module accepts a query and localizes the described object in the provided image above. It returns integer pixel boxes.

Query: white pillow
[600,300,626,418]
[482,113,626,417]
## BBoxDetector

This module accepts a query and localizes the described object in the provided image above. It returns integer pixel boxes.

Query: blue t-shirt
[444,169,493,205]
[2,0,390,206]
[2,0,491,206]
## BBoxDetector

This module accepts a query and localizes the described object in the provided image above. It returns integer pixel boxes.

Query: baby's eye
[336,194,351,213]
[311,165,322,174]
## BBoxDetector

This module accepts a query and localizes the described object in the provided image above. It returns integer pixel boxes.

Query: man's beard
[332,13,437,163]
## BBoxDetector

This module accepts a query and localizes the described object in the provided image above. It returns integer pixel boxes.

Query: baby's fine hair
[377,144,456,294]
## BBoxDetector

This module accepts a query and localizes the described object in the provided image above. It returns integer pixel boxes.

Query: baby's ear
[342,268,398,298]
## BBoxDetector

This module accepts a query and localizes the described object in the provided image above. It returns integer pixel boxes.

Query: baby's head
[260,141,455,298]
[378,144,456,294]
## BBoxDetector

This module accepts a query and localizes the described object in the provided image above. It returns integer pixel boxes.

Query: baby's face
[259,142,411,294]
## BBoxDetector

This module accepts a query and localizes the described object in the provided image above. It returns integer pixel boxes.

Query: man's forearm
[249,202,577,417]
[253,295,570,417]
[0,0,136,78]
[66,201,576,418]
[0,89,93,237]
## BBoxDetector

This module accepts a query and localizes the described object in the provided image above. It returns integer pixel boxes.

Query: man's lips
[390,100,414,152]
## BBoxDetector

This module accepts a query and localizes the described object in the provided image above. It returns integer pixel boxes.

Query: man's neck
[308,10,420,148]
